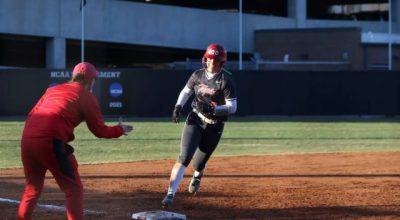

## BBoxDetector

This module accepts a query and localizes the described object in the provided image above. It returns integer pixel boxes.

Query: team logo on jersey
[109,82,123,97]
[198,84,216,96]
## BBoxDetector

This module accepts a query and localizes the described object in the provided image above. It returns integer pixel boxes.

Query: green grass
[1,117,400,168]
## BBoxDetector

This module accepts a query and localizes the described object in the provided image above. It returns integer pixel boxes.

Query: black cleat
[161,193,174,208]
[188,176,202,194]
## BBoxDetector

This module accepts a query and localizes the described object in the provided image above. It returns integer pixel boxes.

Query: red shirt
[22,82,124,142]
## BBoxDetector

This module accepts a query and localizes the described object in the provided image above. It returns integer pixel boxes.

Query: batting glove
[196,101,215,115]
[172,105,182,123]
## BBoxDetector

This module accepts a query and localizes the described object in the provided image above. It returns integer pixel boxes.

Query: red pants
[18,137,83,220]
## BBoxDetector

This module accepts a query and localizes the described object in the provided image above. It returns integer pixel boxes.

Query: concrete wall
[254,28,400,70]
[363,44,400,70]
[0,0,294,54]
[0,0,396,54]
[254,28,363,69]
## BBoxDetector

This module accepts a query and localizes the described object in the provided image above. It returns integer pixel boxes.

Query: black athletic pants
[177,111,224,171]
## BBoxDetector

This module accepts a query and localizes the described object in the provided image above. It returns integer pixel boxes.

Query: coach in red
[17,62,133,220]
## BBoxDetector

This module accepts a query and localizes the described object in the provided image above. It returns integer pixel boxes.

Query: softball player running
[17,62,133,220]
[162,43,237,208]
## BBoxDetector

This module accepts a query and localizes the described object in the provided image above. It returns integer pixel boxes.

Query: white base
[131,210,186,220]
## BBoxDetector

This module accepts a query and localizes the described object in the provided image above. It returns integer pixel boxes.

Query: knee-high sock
[167,163,186,196]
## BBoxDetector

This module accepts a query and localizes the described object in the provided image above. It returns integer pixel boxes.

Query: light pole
[239,0,243,70]
[81,0,85,62]
[388,0,392,70]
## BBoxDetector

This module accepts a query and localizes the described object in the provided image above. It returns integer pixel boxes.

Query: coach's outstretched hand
[118,117,133,135]
[172,105,182,123]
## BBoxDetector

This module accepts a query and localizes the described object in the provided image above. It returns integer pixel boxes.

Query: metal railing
[170,60,351,71]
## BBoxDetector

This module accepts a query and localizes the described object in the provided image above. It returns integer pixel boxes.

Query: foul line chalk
[0,197,106,214]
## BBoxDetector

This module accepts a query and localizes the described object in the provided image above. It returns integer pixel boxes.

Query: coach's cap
[72,62,98,82]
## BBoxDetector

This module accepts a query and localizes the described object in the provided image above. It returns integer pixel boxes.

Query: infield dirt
[1,152,399,219]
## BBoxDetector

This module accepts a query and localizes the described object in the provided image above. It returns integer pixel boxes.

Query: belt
[193,109,218,124]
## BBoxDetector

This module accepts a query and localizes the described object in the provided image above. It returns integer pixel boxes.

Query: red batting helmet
[72,62,98,82]
[203,43,227,63]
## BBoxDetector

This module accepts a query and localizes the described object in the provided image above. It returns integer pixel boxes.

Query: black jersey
[186,68,237,121]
